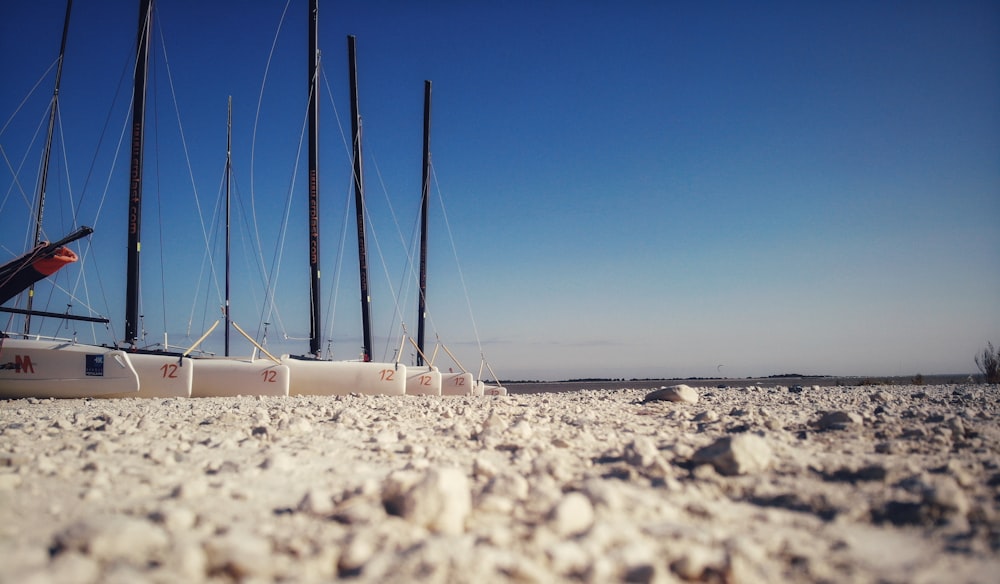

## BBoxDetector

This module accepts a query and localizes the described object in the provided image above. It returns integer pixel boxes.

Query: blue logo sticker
[85,354,105,377]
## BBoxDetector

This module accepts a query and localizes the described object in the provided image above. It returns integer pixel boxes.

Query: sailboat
[401,81,505,397]
[0,0,193,399]
[188,97,290,398]
[280,5,406,396]
[403,80,444,396]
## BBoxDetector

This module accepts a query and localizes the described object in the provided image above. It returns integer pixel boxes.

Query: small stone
[0,473,23,490]
[478,413,509,443]
[297,488,336,515]
[166,538,208,581]
[644,385,699,404]
[549,492,594,537]
[332,495,387,525]
[260,452,295,471]
[693,410,719,423]
[47,551,101,584]
[484,472,530,501]
[623,436,659,468]
[284,417,313,433]
[508,419,534,440]
[149,505,197,532]
[170,478,209,500]
[338,533,377,575]
[204,530,273,579]
[924,476,969,519]
[546,540,591,576]
[623,437,671,477]
[670,544,726,580]
[53,515,170,564]
[383,467,471,535]
[372,429,398,445]
[811,410,863,431]
[692,434,772,476]
[473,455,499,480]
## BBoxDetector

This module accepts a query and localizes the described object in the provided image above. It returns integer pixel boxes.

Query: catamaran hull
[284,358,406,396]
[101,352,193,398]
[0,338,140,398]
[406,365,442,396]
[440,372,476,396]
[192,359,289,397]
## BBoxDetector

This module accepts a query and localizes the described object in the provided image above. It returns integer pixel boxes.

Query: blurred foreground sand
[1,384,998,582]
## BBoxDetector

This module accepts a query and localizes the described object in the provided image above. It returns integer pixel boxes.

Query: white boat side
[440,371,475,396]
[406,365,442,396]
[0,338,139,399]
[191,357,289,397]
[100,352,193,398]
[284,358,406,396]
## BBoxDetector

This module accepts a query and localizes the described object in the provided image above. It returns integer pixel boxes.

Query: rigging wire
[255,71,314,346]
[0,144,38,234]
[0,58,59,138]
[249,0,293,343]
[430,165,486,357]
[319,65,358,357]
[1,106,51,235]
[154,11,223,308]
[364,147,420,362]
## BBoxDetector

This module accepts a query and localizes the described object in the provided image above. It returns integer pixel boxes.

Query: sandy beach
[1,383,998,583]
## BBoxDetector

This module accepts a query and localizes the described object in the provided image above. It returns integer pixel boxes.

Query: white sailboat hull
[406,365,442,396]
[191,358,289,397]
[101,352,193,398]
[284,358,406,396]
[0,338,139,399]
[440,371,476,396]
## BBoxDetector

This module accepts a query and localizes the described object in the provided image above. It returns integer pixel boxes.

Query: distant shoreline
[504,373,979,394]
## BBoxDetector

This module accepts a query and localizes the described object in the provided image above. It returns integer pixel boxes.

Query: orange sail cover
[0,229,89,305]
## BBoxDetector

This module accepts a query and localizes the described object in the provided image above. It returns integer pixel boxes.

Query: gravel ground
[1,383,998,583]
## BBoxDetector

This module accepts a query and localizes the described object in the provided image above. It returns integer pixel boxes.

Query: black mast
[124,0,153,346]
[348,35,373,362]
[224,96,232,356]
[23,0,74,335]
[307,0,322,357]
[417,80,431,366]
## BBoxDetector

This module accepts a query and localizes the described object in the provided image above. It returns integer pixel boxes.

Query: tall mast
[417,80,431,366]
[307,0,322,357]
[23,0,74,335]
[348,35,373,362]
[224,96,232,356]
[125,0,153,346]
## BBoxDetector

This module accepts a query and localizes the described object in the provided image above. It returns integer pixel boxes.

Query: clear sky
[2,1,998,381]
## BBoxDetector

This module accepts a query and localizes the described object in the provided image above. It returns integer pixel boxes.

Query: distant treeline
[503,374,831,384]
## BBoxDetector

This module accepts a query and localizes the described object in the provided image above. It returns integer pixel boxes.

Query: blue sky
[2,0,998,381]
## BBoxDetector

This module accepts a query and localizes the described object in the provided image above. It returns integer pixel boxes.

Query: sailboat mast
[23,0,74,335]
[348,35,373,362]
[124,0,153,346]
[307,0,322,357]
[417,80,431,366]
[224,96,232,356]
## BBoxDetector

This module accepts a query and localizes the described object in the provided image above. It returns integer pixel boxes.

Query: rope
[431,165,486,356]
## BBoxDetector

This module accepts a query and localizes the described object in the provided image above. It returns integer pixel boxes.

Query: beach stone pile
[1,383,998,582]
